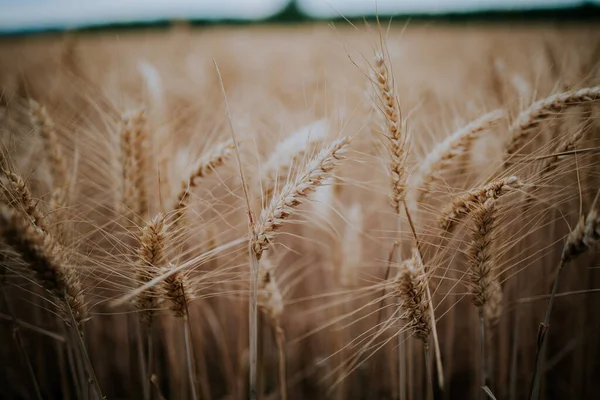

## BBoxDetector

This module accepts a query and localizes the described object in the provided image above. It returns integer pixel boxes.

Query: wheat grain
[1,168,46,231]
[135,213,167,324]
[409,110,504,203]
[505,86,600,159]
[394,251,431,344]
[28,100,69,188]
[253,136,350,259]
[440,176,522,233]
[162,262,194,318]
[562,208,600,264]
[469,199,503,323]
[372,52,409,214]
[172,138,235,223]
[0,205,86,327]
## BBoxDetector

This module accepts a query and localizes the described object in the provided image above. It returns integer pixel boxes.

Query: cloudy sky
[0,0,596,32]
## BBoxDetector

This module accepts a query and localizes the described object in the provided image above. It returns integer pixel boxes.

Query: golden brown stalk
[469,199,503,395]
[394,251,434,397]
[134,213,167,325]
[253,136,350,259]
[469,199,503,323]
[0,205,86,326]
[372,50,412,399]
[505,86,600,159]
[120,109,148,224]
[1,167,46,231]
[162,262,194,317]
[28,99,69,188]
[561,208,600,265]
[172,138,234,224]
[394,253,431,344]
[409,110,504,203]
[372,52,409,214]
[530,198,600,400]
[440,176,522,234]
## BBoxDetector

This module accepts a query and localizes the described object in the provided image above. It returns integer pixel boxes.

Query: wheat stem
[530,198,600,400]
[505,86,600,161]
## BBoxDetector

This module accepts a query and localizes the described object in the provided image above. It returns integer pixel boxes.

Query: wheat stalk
[372,49,413,398]
[440,176,522,234]
[253,136,350,259]
[372,52,409,215]
[120,109,149,224]
[505,86,600,160]
[1,167,47,231]
[0,204,86,326]
[28,100,69,189]
[409,109,504,203]
[134,213,167,325]
[468,199,503,395]
[530,194,600,400]
[394,252,431,344]
[393,250,434,397]
[172,138,234,224]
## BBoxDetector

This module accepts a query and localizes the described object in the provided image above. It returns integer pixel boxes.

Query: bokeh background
[1,0,600,33]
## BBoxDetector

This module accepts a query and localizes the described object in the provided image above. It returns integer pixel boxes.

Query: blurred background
[1,0,600,33]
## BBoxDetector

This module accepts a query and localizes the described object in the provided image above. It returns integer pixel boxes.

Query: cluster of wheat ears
[0,25,599,400]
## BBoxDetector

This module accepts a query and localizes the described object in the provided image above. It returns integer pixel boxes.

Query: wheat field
[0,22,600,400]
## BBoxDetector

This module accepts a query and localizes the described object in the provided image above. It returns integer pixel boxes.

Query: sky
[0,0,596,33]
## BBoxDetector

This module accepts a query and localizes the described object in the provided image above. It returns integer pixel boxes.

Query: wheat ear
[540,121,588,182]
[162,261,201,400]
[372,49,411,399]
[28,100,69,188]
[172,138,234,224]
[469,199,503,395]
[409,110,504,203]
[120,109,149,224]
[525,121,589,210]
[394,251,434,397]
[505,86,600,160]
[134,213,167,325]
[0,204,86,326]
[440,176,522,234]
[0,204,101,397]
[373,52,409,214]
[253,136,350,259]
[261,119,329,198]
[1,167,47,231]
[530,195,600,400]
[395,252,431,343]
